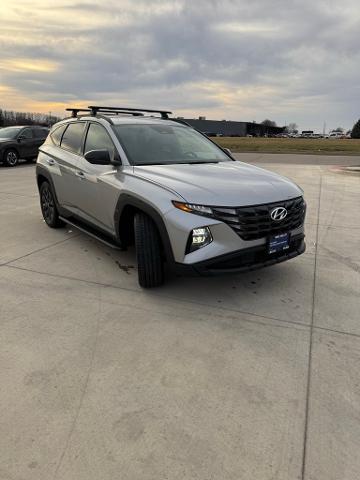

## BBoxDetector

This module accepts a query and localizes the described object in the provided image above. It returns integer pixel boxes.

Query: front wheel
[3,149,19,167]
[39,181,65,228]
[134,212,164,288]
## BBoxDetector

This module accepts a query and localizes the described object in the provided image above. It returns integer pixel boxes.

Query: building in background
[181,117,285,137]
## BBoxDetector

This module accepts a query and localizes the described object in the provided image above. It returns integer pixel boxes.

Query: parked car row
[0,126,49,167]
[266,132,352,139]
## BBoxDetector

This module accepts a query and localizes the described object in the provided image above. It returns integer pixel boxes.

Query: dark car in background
[0,126,49,167]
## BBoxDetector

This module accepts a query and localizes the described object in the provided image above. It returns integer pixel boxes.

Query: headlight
[186,227,213,253]
[173,201,213,217]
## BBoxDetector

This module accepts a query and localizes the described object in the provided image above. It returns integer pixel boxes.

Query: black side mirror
[84,149,111,165]
[223,147,232,155]
[17,136,25,142]
[84,149,122,166]
[111,155,122,166]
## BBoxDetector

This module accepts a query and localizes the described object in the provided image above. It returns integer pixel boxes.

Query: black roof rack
[65,108,92,118]
[88,105,172,119]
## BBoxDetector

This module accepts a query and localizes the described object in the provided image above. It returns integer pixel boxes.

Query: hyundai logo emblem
[270,206,287,221]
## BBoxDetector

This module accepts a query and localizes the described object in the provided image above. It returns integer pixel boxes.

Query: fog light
[187,227,213,253]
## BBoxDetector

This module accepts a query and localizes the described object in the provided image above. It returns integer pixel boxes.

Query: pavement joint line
[3,262,360,340]
[99,298,308,333]
[313,325,360,340]
[1,234,80,267]
[3,264,313,332]
[52,290,103,480]
[301,173,323,480]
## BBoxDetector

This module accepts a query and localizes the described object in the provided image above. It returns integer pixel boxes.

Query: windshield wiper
[186,161,220,164]
[135,160,221,166]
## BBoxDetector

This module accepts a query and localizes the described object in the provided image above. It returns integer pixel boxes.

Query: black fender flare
[114,194,175,264]
[35,165,68,216]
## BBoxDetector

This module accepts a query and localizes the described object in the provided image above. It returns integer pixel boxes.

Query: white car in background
[329,131,344,138]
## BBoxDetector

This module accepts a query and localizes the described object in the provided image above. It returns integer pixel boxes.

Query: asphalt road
[0,155,359,480]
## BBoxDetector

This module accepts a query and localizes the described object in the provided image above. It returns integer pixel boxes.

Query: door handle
[76,171,86,180]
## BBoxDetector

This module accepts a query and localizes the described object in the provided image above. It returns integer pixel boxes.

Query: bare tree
[261,119,277,127]
[0,108,60,127]
[285,122,298,134]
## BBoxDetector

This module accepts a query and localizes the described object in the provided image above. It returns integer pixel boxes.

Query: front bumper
[173,234,305,276]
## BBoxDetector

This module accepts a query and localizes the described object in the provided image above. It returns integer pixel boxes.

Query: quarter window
[84,123,115,158]
[50,124,67,146]
[61,122,86,154]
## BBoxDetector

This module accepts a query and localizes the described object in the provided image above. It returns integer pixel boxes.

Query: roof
[92,115,182,126]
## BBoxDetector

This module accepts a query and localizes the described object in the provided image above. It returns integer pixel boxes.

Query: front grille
[212,196,306,241]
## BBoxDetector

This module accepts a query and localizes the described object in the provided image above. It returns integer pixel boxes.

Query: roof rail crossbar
[88,105,172,119]
[93,109,144,117]
[65,108,92,118]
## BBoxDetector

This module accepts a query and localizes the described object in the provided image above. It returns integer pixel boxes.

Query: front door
[73,122,121,234]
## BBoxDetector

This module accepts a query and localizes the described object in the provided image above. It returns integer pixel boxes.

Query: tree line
[0,108,61,128]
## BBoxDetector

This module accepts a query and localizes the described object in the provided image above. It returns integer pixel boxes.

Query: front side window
[112,124,230,166]
[61,122,86,154]
[20,128,33,139]
[0,127,21,139]
[84,123,115,158]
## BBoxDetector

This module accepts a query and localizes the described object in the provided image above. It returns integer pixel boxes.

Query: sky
[0,0,359,132]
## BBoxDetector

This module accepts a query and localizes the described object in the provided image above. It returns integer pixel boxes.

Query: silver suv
[36,106,306,288]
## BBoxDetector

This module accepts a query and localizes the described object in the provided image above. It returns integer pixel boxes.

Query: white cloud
[0,0,359,131]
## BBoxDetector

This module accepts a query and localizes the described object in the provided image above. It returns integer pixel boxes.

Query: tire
[3,149,19,167]
[134,212,164,288]
[39,181,65,228]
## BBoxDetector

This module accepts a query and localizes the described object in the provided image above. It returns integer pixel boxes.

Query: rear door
[51,121,87,213]
[17,127,36,158]
[73,122,120,233]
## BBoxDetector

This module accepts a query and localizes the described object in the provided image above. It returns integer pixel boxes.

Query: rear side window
[50,124,67,146]
[61,122,86,154]
[33,128,49,138]
[84,123,115,157]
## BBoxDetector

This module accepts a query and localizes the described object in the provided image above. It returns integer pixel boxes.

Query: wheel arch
[4,146,20,156]
[114,194,175,264]
[36,165,63,212]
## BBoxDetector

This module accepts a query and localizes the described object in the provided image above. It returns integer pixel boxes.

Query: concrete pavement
[0,156,359,480]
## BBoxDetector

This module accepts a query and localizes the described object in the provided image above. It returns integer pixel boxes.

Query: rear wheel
[3,149,19,167]
[134,212,164,288]
[40,181,65,228]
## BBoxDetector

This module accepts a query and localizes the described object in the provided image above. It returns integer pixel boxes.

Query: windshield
[0,127,21,140]
[112,124,231,165]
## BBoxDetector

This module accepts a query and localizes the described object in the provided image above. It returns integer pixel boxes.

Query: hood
[133,161,303,206]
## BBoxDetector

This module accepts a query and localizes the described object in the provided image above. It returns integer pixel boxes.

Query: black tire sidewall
[39,181,64,228]
[134,212,164,288]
